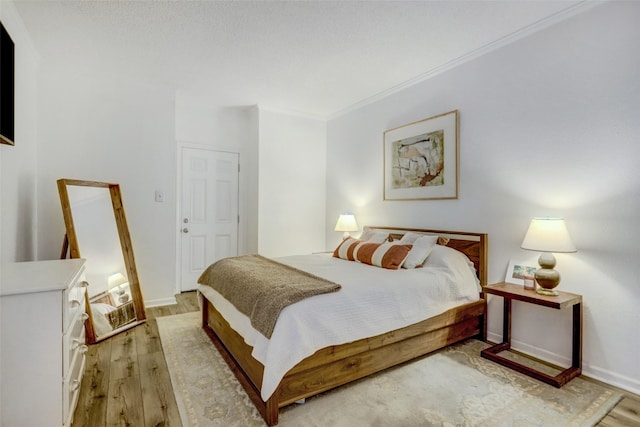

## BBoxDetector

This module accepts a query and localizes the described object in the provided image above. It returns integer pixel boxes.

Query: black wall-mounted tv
[1,20,15,146]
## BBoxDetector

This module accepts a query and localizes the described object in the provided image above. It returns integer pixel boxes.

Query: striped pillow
[333,238,362,261]
[334,239,412,270]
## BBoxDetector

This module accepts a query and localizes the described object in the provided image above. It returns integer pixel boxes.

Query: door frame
[175,142,243,295]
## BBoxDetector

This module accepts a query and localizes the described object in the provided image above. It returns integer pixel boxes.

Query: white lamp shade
[521,217,577,253]
[107,272,128,289]
[334,214,358,232]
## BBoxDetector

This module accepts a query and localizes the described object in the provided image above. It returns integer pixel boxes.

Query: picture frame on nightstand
[505,259,537,286]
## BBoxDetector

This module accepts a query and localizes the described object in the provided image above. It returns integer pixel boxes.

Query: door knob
[182,228,189,233]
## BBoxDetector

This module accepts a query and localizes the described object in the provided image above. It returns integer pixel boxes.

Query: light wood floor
[73,292,640,427]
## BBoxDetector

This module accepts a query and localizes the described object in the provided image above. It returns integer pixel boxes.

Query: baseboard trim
[145,296,178,308]
[583,364,640,397]
[486,331,640,395]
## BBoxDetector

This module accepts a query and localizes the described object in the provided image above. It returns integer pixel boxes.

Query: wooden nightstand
[481,282,582,388]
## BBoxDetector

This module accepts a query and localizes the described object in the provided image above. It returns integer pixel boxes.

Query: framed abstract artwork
[383,110,458,200]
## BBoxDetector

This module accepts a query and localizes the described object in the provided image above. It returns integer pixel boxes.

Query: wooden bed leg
[200,303,209,329]
[480,298,488,341]
[202,295,209,327]
[265,397,279,426]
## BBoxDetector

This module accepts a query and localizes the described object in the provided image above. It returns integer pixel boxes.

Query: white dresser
[1,259,88,427]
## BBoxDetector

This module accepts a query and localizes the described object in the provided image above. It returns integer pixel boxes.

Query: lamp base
[534,252,561,296]
[536,287,559,296]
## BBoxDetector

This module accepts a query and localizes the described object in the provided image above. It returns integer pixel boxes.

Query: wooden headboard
[366,226,488,287]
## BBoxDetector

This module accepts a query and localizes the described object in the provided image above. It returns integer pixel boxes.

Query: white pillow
[367,232,390,243]
[90,303,116,336]
[360,227,389,243]
[423,245,480,287]
[359,226,374,241]
[401,231,450,245]
[399,231,425,244]
[423,244,461,268]
[402,235,438,269]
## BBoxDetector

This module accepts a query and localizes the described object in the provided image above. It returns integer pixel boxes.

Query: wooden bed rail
[203,295,486,425]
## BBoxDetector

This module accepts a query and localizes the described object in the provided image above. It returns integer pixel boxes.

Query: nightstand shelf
[481,282,582,388]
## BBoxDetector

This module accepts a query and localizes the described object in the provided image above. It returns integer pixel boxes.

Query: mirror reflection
[58,179,146,343]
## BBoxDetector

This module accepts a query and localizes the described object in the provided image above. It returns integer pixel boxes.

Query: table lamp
[108,272,130,304]
[521,217,576,296]
[334,214,358,239]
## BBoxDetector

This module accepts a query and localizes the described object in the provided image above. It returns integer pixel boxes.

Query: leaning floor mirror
[58,179,147,344]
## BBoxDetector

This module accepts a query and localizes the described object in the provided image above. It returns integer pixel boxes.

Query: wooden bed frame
[200,227,488,426]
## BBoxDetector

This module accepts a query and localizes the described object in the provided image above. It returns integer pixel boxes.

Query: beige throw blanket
[197,255,341,338]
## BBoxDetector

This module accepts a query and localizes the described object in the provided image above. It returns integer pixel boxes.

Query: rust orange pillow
[333,238,362,260]
[333,239,412,270]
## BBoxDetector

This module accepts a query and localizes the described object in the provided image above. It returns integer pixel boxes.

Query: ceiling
[13,0,587,118]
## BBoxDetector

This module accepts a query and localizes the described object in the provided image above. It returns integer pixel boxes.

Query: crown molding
[327,1,605,121]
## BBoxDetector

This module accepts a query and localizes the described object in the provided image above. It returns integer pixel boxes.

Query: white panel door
[180,147,239,291]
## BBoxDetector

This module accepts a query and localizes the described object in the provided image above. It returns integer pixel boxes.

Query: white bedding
[197,245,481,401]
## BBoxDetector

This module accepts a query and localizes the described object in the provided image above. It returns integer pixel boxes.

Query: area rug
[157,312,621,427]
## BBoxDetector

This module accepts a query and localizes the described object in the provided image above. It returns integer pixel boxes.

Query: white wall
[257,108,326,256]
[175,95,327,258]
[0,2,39,264]
[175,93,258,256]
[35,66,177,306]
[326,1,640,393]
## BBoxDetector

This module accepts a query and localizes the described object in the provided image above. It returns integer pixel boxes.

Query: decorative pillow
[367,232,390,243]
[423,244,474,271]
[334,239,412,269]
[359,227,390,243]
[437,236,450,246]
[368,232,391,243]
[400,231,450,246]
[359,227,375,241]
[353,241,412,270]
[423,245,481,290]
[333,238,361,260]
[402,235,438,269]
[399,232,423,244]
[90,303,116,336]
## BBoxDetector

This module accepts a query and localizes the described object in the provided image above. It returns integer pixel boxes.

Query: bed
[197,226,488,426]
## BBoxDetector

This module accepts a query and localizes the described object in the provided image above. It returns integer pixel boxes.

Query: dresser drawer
[63,347,86,427]
[63,269,87,333]
[63,310,88,375]
[1,259,87,427]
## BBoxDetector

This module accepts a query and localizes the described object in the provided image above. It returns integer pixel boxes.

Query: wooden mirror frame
[58,179,146,343]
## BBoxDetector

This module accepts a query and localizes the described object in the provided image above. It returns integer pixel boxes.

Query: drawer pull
[80,280,89,288]
[69,299,82,308]
[80,345,89,354]
[71,379,81,392]
[72,338,85,350]
[81,313,89,321]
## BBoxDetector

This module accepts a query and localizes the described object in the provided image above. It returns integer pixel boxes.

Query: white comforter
[197,245,481,401]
